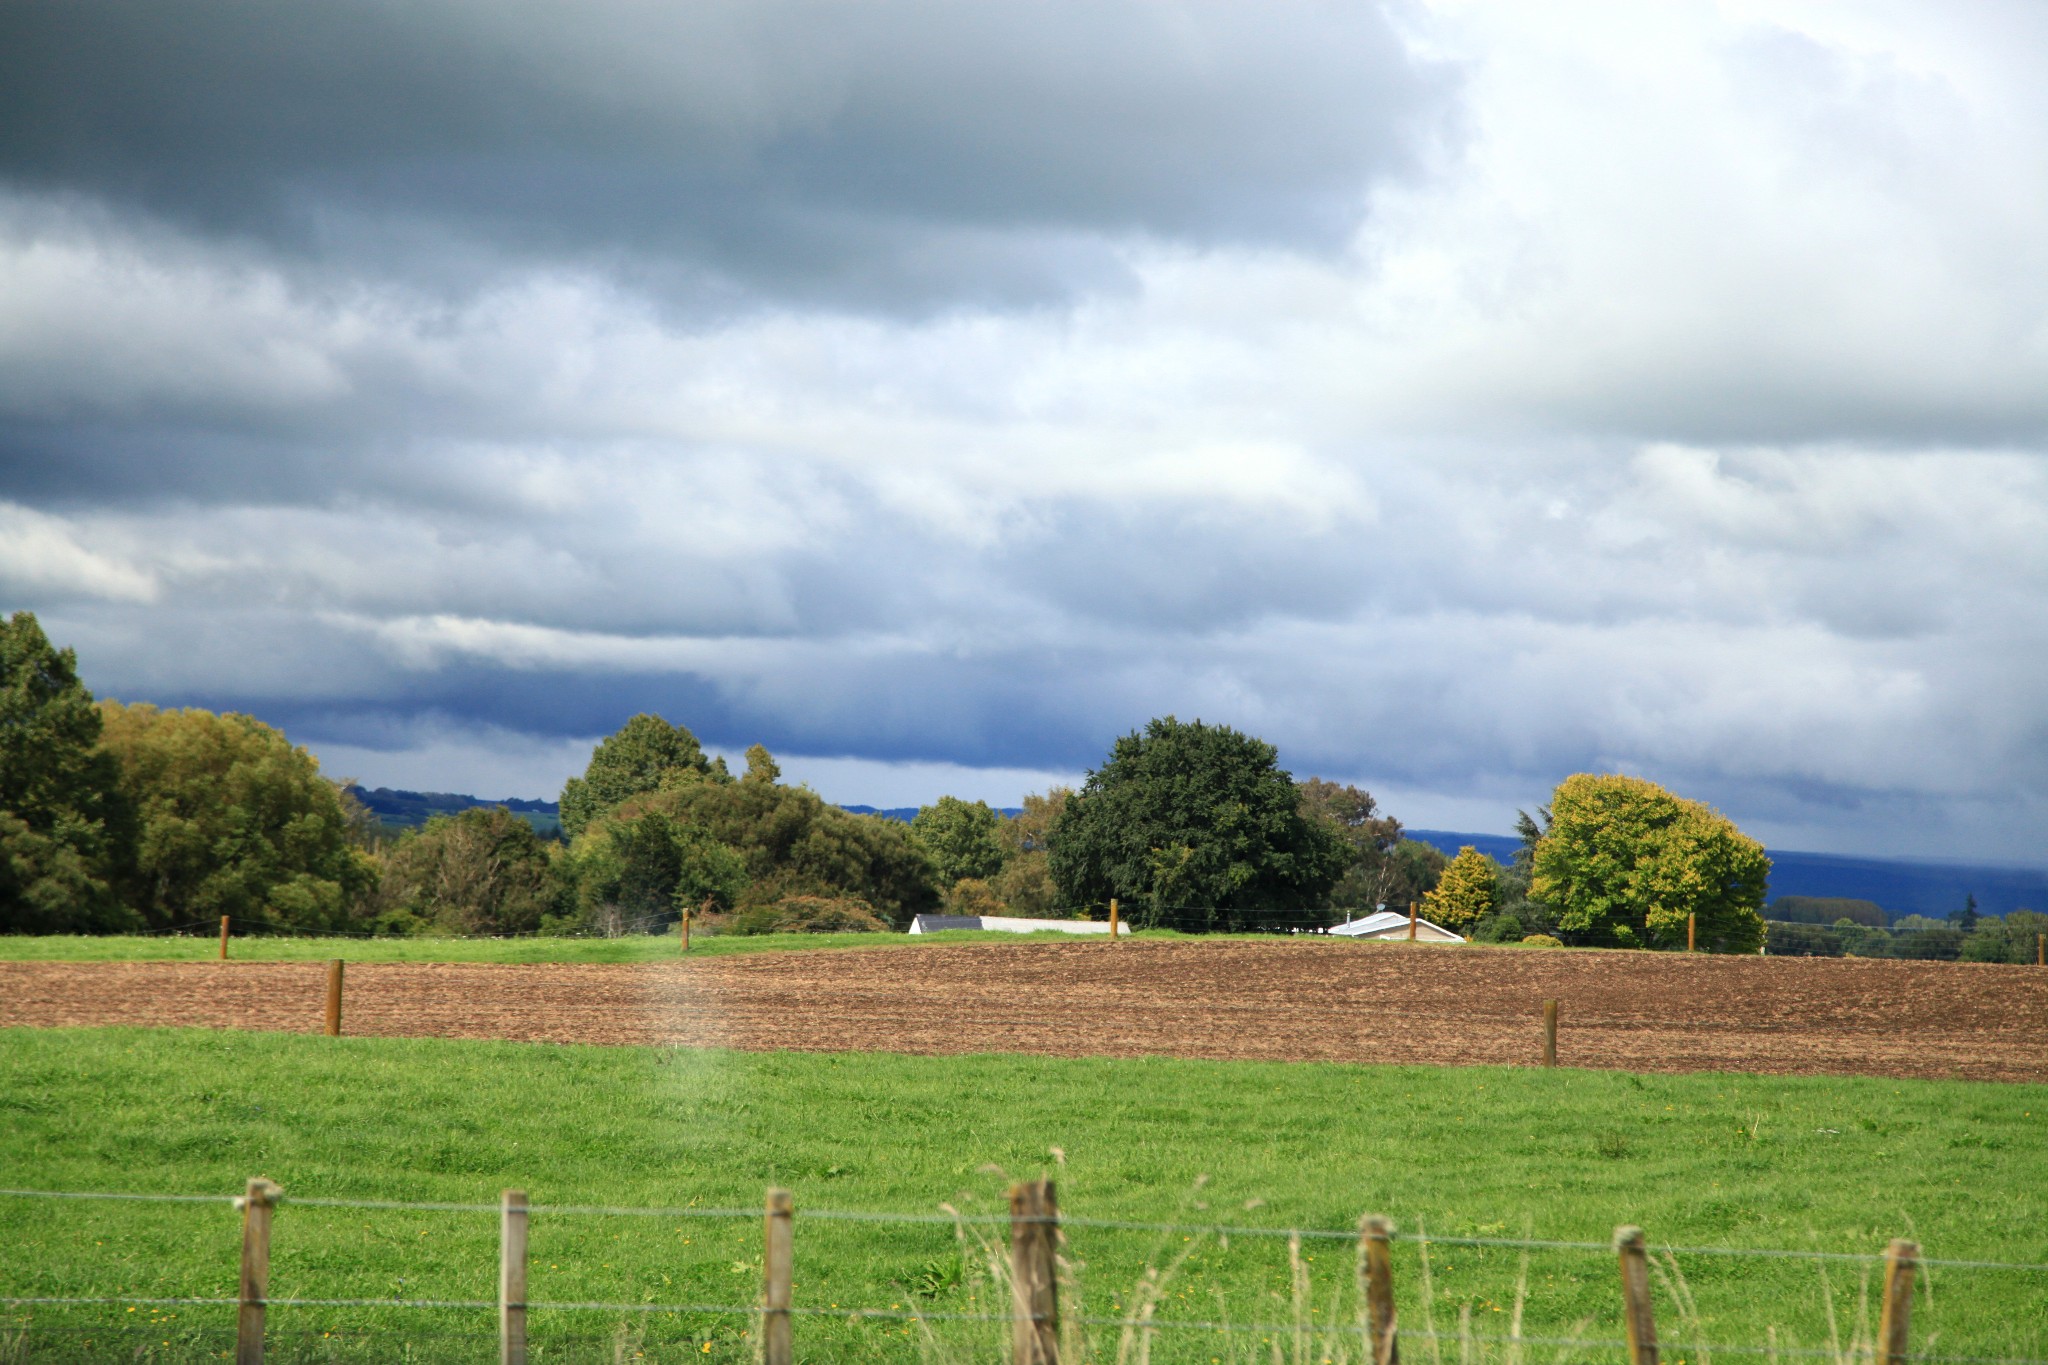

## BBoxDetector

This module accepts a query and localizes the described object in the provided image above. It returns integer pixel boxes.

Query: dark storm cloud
[0,0,1444,307]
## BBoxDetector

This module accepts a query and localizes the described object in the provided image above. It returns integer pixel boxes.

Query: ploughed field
[4,939,2043,1082]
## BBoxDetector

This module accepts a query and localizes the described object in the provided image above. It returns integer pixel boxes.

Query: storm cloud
[4,0,2048,860]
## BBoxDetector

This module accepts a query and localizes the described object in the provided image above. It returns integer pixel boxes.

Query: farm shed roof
[1329,910,1466,942]
[908,914,1113,936]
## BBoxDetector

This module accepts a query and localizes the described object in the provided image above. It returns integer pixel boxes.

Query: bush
[1771,896,1887,927]
[1765,921,1844,957]
[1521,934,1563,948]
[729,895,891,935]
[1470,913,1524,943]
[943,877,1004,917]
[1892,926,1964,961]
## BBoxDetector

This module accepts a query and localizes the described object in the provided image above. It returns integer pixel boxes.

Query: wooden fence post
[1615,1226,1657,1365]
[220,915,231,961]
[1408,903,1417,941]
[763,1187,794,1365]
[2037,933,2044,967]
[1687,914,1696,952]
[1358,1215,1399,1365]
[1877,1239,1918,1365]
[1009,1178,1060,1365]
[1108,898,1119,940]
[323,960,343,1037]
[500,1190,528,1365]
[236,1177,280,1365]
[681,906,691,953]
[1542,1000,1558,1068]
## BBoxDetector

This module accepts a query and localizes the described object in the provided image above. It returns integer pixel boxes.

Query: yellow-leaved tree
[1530,773,1768,952]
[1419,845,1499,931]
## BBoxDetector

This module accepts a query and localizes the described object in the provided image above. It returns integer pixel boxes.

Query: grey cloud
[9,3,2048,864]
[0,0,1445,308]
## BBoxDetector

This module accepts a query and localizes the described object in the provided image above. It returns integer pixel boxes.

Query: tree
[1379,840,1449,915]
[567,809,747,935]
[993,787,1069,916]
[743,744,781,785]
[96,701,376,931]
[1955,893,1979,933]
[375,807,567,935]
[1297,779,1405,915]
[0,611,134,932]
[1490,807,1558,936]
[1047,717,1348,931]
[559,714,718,840]
[911,796,1007,887]
[583,777,941,928]
[1421,846,1500,931]
[1530,774,1767,952]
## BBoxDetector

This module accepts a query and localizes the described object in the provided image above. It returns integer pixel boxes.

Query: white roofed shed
[1328,910,1465,942]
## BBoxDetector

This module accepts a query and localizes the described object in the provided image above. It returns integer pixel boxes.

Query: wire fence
[3,1183,2046,1364]
[6,1185,2046,1272]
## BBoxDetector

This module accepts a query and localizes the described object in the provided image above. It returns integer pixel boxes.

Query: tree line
[5,610,1789,951]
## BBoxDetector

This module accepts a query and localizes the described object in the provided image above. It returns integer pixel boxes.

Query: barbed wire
[3,1187,2041,1271]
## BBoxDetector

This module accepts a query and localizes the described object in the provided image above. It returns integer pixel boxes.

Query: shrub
[729,895,891,935]
[1771,896,1886,927]
[1521,933,1563,948]
[1765,921,1844,957]
[943,877,1004,917]
[1470,913,1524,943]
[1891,926,1964,961]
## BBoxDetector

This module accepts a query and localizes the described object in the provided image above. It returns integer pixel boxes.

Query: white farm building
[1328,910,1465,942]
[908,914,1113,936]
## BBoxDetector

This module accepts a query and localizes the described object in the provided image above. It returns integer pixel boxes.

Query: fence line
[4,1185,2044,1273]
[9,1185,2047,1274]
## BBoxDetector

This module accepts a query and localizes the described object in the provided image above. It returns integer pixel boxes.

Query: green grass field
[2,1027,2043,1363]
[0,927,1241,964]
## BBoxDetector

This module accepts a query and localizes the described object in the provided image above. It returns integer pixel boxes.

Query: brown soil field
[4,940,2045,1082]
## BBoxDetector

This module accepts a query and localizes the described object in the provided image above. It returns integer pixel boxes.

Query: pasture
[2,1025,2045,1362]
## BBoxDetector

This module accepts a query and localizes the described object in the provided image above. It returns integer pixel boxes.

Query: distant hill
[840,805,1022,822]
[840,805,922,823]
[350,787,562,839]
[1407,828,2048,919]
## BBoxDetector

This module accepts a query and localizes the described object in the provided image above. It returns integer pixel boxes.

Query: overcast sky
[5,0,2047,860]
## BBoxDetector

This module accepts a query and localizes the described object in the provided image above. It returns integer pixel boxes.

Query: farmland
[1,1025,2045,1362]
[3,938,2045,1081]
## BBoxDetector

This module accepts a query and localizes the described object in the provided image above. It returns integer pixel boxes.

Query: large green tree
[0,612,134,932]
[97,701,376,931]
[910,796,1007,888]
[559,714,720,839]
[1530,773,1768,952]
[373,806,568,936]
[1047,717,1348,930]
